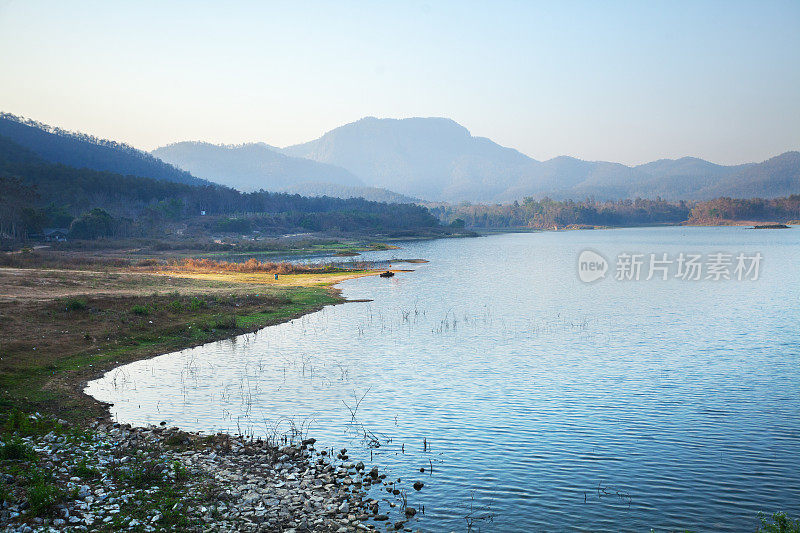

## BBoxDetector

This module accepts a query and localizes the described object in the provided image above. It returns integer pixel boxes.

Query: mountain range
[151,141,362,191]
[2,112,797,204]
[155,117,800,203]
[151,141,416,203]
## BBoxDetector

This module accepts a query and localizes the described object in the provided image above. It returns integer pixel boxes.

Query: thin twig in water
[341,386,372,421]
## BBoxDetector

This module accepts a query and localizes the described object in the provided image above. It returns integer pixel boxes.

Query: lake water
[87,227,800,532]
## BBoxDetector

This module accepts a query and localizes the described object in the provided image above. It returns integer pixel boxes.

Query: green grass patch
[116,455,164,488]
[131,304,150,316]
[173,460,190,482]
[0,439,36,461]
[188,297,206,311]
[2,410,66,436]
[62,297,87,311]
[0,285,344,423]
[26,472,70,517]
[209,315,237,330]
[71,459,101,480]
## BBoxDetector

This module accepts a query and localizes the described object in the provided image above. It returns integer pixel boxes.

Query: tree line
[0,135,440,241]
[0,112,206,186]
[429,195,800,229]
[428,197,691,228]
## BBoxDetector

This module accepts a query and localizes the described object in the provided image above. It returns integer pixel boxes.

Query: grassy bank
[0,262,377,423]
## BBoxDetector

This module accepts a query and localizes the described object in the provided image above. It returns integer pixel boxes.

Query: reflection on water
[87,227,800,532]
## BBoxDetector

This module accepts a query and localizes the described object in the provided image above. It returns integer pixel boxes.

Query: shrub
[169,257,322,275]
[71,460,100,480]
[449,218,466,228]
[2,410,64,436]
[188,297,206,311]
[168,300,183,313]
[68,208,125,240]
[214,217,252,233]
[164,432,189,447]
[131,304,150,316]
[27,479,64,517]
[173,461,189,481]
[757,512,800,533]
[209,315,236,330]
[63,298,87,311]
[122,459,164,488]
[0,439,36,461]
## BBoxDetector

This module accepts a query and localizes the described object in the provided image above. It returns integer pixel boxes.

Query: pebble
[0,421,419,532]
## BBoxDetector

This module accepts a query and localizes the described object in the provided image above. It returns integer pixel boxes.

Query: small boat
[379,271,395,278]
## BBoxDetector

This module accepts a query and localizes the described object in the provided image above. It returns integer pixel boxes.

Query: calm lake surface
[87,227,800,532]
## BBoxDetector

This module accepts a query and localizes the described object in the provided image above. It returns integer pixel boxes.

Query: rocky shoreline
[0,416,420,532]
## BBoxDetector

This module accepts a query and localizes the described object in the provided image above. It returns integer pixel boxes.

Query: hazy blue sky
[1,0,798,165]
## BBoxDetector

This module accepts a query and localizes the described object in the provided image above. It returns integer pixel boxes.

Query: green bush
[27,479,64,517]
[168,300,183,313]
[131,304,150,316]
[2,410,64,436]
[209,315,236,330]
[757,512,800,533]
[214,217,252,233]
[63,298,87,311]
[0,439,36,461]
[173,461,189,482]
[71,460,100,480]
[188,297,206,311]
[68,208,124,240]
[449,218,466,229]
[120,458,163,488]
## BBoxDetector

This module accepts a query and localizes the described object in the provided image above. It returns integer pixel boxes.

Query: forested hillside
[0,113,209,186]
[0,136,441,242]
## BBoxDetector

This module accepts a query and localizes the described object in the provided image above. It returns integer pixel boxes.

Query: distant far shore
[473,220,797,234]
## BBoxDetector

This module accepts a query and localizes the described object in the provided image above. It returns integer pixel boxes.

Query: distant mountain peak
[152,141,363,193]
[282,116,533,201]
[278,117,799,202]
[322,116,472,139]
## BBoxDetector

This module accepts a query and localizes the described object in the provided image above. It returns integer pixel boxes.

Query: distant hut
[42,228,69,242]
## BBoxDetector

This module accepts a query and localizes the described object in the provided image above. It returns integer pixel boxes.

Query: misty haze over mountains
[151,141,418,204]
[1,112,797,205]
[155,117,800,203]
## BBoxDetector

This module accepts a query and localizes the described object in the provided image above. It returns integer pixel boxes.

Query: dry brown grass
[0,250,132,270]
[166,257,321,275]
[0,267,261,302]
